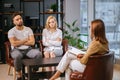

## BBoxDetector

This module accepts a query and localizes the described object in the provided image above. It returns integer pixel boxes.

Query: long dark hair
[91,19,108,44]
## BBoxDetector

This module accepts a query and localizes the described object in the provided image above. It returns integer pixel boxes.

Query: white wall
[64,0,80,26]
[87,0,95,43]
[88,0,94,26]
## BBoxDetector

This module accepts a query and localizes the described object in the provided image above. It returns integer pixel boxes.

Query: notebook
[68,46,86,56]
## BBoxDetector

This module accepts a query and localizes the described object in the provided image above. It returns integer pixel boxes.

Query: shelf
[21,0,64,31]
[0,29,2,32]
[21,0,43,2]
[40,12,63,14]
[0,11,23,15]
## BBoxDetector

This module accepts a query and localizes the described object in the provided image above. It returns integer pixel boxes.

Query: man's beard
[17,24,23,26]
[17,23,23,26]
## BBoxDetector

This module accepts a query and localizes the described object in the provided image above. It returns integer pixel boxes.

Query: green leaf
[63,30,68,34]
[79,33,88,36]
[77,33,80,36]
[73,27,80,32]
[64,21,71,29]
[72,20,77,26]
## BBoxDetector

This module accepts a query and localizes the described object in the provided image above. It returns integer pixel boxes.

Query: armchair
[70,51,114,80]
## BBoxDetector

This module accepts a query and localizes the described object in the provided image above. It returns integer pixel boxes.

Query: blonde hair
[45,15,57,30]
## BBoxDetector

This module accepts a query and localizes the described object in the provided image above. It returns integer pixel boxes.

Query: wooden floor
[0,64,120,80]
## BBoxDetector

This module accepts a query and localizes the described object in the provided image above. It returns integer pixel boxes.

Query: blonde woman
[42,15,63,71]
[50,19,109,80]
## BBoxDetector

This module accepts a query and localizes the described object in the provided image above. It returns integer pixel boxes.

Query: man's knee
[11,50,22,59]
[27,49,42,58]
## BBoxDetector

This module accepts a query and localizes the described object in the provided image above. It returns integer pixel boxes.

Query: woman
[50,19,109,80]
[42,15,63,71]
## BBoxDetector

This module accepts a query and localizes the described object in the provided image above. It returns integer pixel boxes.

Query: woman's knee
[50,52,56,58]
[44,51,50,58]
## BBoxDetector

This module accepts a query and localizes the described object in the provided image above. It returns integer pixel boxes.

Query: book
[68,46,86,56]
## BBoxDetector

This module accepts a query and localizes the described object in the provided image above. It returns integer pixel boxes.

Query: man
[8,13,42,80]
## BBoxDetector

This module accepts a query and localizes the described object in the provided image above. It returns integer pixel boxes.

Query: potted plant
[63,20,88,49]
[50,3,57,12]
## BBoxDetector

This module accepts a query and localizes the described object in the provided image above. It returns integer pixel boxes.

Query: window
[80,0,88,48]
[95,0,120,61]
[80,0,120,62]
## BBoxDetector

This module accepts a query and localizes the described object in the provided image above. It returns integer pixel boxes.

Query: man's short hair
[12,13,21,20]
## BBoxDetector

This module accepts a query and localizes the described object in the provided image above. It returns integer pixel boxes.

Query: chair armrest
[62,39,68,55]
[4,41,13,64]
[37,40,44,57]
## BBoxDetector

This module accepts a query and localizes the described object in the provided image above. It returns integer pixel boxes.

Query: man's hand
[9,37,28,47]
[23,35,35,46]
[22,38,29,44]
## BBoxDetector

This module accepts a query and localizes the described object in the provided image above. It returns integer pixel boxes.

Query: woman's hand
[45,37,49,42]
[77,54,84,58]
[56,37,61,41]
